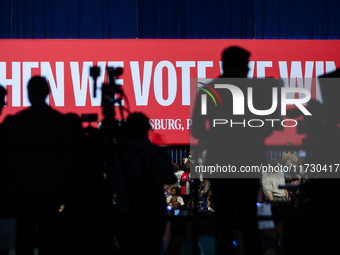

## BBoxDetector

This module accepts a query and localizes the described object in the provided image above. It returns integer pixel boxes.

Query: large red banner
[0,39,339,145]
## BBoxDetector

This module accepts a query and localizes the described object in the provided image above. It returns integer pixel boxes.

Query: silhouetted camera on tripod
[88,65,128,142]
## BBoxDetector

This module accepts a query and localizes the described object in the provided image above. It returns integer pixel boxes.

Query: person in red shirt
[180,160,191,205]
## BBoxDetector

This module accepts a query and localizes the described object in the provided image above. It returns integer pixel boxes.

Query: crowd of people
[166,141,304,214]
[165,156,214,213]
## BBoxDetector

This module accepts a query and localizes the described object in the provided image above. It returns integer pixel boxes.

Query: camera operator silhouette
[6,76,73,255]
[107,112,176,255]
[191,46,275,255]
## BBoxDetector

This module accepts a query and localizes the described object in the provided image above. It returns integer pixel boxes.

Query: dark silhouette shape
[0,87,13,210]
[282,70,340,255]
[0,86,12,255]
[191,46,276,255]
[122,111,151,139]
[6,76,73,255]
[62,112,110,255]
[222,46,250,78]
[0,86,6,115]
[108,112,176,255]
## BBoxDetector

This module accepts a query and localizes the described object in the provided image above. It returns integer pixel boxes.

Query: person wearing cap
[262,158,288,201]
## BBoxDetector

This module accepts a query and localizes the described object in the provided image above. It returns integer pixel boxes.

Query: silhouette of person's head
[0,86,6,115]
[124,112,150,139]
[27,76,50,105]
[222,46,250,78]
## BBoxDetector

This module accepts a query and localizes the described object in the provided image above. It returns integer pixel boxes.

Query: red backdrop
[0,39,339,145]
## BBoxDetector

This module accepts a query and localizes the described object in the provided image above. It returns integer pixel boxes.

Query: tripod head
[90,65,127,142]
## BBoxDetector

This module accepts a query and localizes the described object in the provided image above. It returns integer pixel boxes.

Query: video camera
[82,65,128,141]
